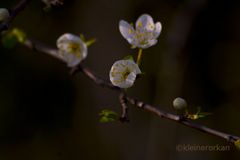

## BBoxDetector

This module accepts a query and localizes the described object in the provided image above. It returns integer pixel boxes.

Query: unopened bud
[0,8,9,22]
[173,97,187,110]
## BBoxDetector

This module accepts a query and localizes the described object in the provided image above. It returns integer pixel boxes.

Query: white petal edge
[57,33,81,49]
[153,22,162,39]
[124,72,137,88]
[138,39,158,49]
[56,33,88,67]
[136,14,154,31]
[61,51,81,67]
[126,60,141,74]
[109,60,141,88]
[119,20,135,44]
[0,8,10,22]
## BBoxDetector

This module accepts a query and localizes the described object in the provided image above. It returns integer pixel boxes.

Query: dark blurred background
[0,0,240,159]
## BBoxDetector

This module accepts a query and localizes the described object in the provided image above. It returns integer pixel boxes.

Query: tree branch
[119,93,129,122]
[21,37,240,144]
[0,0,32,33]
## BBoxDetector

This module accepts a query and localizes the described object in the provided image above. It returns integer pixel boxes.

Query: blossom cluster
[111,14,161,88]
[56,14,162,88]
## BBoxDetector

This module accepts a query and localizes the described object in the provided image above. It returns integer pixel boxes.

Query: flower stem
[136,48,143,66]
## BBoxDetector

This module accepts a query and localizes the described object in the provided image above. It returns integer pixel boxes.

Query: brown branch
[70,65,121,91]
[3,0,237,147]
[119,93,129,122]
[20,37,240,144]
[0,0,32,33]
[125,97,240,143]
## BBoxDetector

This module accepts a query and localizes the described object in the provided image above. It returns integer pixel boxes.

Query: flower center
[67,42,81,53]
[134,29,155,45]
[123,68,131,79]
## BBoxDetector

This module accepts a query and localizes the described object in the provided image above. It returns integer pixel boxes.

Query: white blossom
[119,14,162,49]
[109,60,141,88]
[0,8,9,22]
[56,33,87,67]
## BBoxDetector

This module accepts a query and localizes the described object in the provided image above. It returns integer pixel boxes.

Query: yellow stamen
[137,21,143,28]
[67,42,81,53]
[123,68,131,79]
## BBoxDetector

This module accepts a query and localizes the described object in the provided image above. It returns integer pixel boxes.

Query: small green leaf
[99,116,111,123]
[1,28,26,48]
[86,38,96,46]
[79,34,96,46]
[185,106,211,120]
[186,114,198,120]
[12,28,26,43]
[131,45,137,49]
[123,55,134,61]
[79,34,86,42]
[1,33,18,48]
[235,140,240,150]
[99,109,118,123]
[186,112,211,120]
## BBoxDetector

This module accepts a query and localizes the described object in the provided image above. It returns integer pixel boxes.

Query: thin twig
[119,93,129,122]
[125,96,239,143]
[0,0,32,33]
[71,65,121,91]
[20,37,240,144]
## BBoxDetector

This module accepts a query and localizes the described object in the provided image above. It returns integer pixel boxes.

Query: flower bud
[173,97,187,110]
[0,8,9,22]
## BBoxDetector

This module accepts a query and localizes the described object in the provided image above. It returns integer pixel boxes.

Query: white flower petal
[57,33,81,49]
[136,14,154,31]
[109,60,141,88]
[56,33,88,67]
[125,72,137,88]
[153,22,162,39]
[59,51,80,67]
[139,39,158,49]
[0,8,9,22]
[126,60,141,74]
[119,20,135,44]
